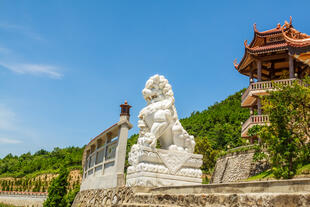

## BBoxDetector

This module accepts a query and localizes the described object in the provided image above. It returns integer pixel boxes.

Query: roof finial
[290,16,292,25]
[277,23,281,29]
[233,59,239,69]
[244,40,249,47]
[253,23,258,33]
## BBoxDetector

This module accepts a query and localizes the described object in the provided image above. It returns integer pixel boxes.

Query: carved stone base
[126,172,202,187]
[126,146,203,187]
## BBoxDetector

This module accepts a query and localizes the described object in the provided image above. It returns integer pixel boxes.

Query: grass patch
[0,203,18,207]
[297,163,310,175]
[247,163,310,181]
[247,170,273,181]
[24,169,58,179]
[217,144,259,159]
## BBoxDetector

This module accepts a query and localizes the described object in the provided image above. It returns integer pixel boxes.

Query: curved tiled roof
[246,42,288,54]
[282,21,310,48]
[235,17,310,72]
[253,23,283,37]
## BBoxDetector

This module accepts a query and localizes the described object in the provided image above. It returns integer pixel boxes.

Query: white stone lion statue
[136,74,195,153]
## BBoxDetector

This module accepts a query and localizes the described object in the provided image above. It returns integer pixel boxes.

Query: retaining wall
[72,178,310,207]
[211,148,269,183]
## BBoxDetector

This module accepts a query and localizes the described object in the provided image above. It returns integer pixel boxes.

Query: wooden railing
[242,78,298,102]
[242,115,269,135]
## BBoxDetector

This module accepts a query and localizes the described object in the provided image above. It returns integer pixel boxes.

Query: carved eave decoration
[281,18,310,66]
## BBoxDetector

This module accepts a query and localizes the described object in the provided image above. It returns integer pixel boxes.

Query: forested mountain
[0,89,248,178]
[0,147,83,178]
[181,89,249,150]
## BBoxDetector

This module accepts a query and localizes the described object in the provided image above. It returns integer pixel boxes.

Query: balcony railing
[242,78,298,103]
[241,115,269,137]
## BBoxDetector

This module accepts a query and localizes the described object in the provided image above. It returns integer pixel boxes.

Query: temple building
[234,17,310,142]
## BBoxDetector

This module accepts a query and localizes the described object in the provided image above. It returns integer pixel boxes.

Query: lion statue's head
[142,74,174,105]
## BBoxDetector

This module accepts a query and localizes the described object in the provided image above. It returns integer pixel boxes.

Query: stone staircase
[121,204,178,207]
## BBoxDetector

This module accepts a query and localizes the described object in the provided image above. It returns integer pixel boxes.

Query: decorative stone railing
[241,115,269,137]
[84,139,118,178]
[242,78,298,103]
[80,105,133,190]
[0,191,48,197]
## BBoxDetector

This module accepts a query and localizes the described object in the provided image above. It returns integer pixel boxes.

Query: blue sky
[1,1,310,157]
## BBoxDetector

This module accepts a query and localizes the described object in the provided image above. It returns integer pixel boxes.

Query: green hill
[180,89,249,150]
[0,147,83,178]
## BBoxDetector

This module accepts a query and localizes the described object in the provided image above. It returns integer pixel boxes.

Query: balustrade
[241,115,269,137]
[242,78,298,103]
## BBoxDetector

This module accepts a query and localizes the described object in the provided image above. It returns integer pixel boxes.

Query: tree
[125,134,138,172]
[65,183,80,207]
[194,137,218,175]
[260,77,310,179]
[43,167,69,207]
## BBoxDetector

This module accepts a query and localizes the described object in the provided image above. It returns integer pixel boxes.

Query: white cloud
[0,105,17,131]
[0,22,43,41]
[0,47,11,54]
[0,105,34,148]
[0,62,63,79]
[0,138,22,144]
[0,23,63,79]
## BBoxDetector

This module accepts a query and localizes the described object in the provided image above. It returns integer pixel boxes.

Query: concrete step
[121,203,178,207]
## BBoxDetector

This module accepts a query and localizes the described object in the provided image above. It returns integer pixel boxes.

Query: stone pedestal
[126,145,203,187]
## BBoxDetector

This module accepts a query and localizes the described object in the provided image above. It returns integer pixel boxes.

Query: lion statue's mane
[135,74,195,153]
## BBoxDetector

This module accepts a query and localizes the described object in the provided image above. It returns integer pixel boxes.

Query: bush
[259,77,310,179]
[43,167,69,207]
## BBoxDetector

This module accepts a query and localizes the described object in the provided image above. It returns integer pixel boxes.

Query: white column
[114,122,130,186]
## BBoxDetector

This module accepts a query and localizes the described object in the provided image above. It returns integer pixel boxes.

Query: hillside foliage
[0,147,83,178]
[180,90,249,150]
[259,77,310,179]
[43,167,69,207]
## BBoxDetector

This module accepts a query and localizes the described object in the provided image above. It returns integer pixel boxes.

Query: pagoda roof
[234,17,310,73]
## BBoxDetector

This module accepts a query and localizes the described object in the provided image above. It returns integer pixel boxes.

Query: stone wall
[211,148,269,183]
[72,187,134,206]
[73,189,310,207]
[72,179,310,207]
